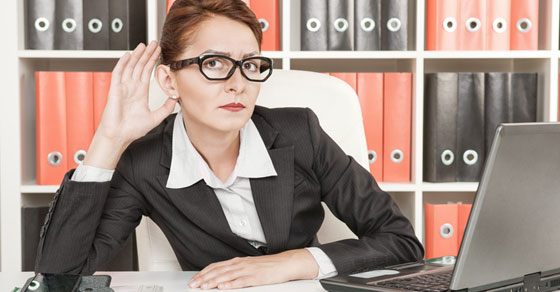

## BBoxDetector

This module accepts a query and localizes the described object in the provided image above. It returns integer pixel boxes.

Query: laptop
[320,123,560,292]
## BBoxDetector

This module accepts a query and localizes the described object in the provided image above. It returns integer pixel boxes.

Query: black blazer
[35,106,423,275]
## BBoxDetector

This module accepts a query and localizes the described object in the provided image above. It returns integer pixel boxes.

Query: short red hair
[160,0,262,64]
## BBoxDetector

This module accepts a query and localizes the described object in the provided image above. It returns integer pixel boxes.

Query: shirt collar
[166,111,277,189]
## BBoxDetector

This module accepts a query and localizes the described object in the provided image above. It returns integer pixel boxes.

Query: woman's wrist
[83,132,130,170]
[281,249,320,280]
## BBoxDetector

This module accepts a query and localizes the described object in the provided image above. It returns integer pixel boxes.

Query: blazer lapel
[251,110,295,254]
[157,116,259,256]
[156,175,261,256]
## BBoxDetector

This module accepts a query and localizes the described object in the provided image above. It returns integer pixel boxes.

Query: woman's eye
[204,59,223,69]
[243,62,258,71]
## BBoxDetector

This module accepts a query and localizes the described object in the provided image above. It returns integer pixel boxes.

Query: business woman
[35,0,423,289]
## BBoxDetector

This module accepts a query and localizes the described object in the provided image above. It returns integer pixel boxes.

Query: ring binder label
[463,150,478,165]
[334,18,349,32]
[440,223,454,239]
[391,149,404,163]
[306,18,321,32]
[368,150,377,164]
[465,18,481,32]
[88,18,102,33]
[62,18,77,33]
[493,18,507,33]
[111,18,123,33]
[443,17,457,32]
[48,152,63,166]
[360,18,375,32]
[516,18,531,33]
[441,150,455,166]
[35,17,50,31]
[259,18,269,32]
[386,18,401,32]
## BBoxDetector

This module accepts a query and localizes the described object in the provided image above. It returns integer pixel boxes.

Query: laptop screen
[451,123,560,290]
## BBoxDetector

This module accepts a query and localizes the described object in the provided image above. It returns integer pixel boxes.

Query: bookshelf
[1,0,559,272]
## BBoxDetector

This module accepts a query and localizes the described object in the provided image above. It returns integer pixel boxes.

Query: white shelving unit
[1,0,559,272]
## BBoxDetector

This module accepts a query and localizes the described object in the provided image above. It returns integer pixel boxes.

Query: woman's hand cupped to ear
[83,41,178,170]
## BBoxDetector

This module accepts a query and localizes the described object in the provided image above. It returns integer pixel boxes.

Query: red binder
[510,0,539,50]
[457,204,472,250]
[65,72,94,169]
[249,0,278,50]
[36,72,68,185]
[425,203,459,259]
[426,0,460,50]
[459,0,485,50]
[330,72,357,92]
[357,73,384,180]
[485,0,510,50]
[93,72,111,131]
[166,0,174,14]
[383,73,411,182]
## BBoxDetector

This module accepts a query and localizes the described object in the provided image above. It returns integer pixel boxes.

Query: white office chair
[136,69,368,271]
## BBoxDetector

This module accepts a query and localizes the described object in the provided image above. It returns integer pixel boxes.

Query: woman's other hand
[188,249,320,290]
[83,41,178,170]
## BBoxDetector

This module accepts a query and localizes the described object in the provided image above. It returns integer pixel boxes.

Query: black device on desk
[20,273,112,292]
[320,123,560,292]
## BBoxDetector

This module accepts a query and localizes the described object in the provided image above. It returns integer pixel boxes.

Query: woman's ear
[156,64,179,99]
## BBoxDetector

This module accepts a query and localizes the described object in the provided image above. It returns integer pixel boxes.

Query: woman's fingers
[111,52,131,85]
[151,97,178,126]
[121,43,146,82]
[141,45,162,83]
[132,41,158,81]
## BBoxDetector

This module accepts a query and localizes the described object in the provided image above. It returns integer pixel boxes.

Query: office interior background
[1,0,559,273]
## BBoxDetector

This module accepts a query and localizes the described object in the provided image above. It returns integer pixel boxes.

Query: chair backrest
[136,69,368,271]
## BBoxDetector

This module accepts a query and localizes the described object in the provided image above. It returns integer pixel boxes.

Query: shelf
[288,51,417,60]
[421,182,479,193]
[20,185,59,194]
[422,50,553,59]
[18,50,128,59]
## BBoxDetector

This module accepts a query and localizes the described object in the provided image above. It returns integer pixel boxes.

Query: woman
[35,0,423,289]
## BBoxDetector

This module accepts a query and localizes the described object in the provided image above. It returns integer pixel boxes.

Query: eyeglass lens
[201,56,271,81]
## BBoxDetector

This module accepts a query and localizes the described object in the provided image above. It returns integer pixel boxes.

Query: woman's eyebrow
[200,49,259,58]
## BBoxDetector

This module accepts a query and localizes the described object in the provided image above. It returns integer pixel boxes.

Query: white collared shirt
[72,112,337,279]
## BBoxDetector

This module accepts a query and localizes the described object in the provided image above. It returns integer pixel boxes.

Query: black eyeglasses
[167,54,273,82]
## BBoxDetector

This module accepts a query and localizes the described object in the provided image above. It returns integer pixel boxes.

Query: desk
[0,271,327,291]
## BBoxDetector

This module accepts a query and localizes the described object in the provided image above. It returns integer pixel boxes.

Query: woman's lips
[219,103,245,112]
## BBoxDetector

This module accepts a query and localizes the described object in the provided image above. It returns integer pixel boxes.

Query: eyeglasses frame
[166,54,273,82]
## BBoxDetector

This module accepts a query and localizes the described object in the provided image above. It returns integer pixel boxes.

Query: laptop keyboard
[373,270,452,292]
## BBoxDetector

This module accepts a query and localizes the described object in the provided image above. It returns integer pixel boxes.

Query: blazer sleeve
[305,108,424,274]
[34,149,150,275]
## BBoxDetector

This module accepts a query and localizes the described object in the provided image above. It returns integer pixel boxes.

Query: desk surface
[0,271,327,291]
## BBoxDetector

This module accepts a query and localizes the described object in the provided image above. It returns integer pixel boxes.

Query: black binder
[54,0,84,50]
[301,0,328,51]
[25,0,56,49]
[456,73,485,182]
[354,0,381,51]
[327,0,352,50]
[83,0,110,50]
[424,73,458,182]
[109,0,147,50]
[511,73,538,123]
[484,72,511,155]
[381,0,408,50]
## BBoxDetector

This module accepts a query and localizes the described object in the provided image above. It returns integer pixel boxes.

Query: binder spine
[25,0,56,49]
[424,73,458,182]
[327,0,352,50]
[301,0,328,51]
[54,0,84,50]
[381,0,408,51]
[354,0,381,51]
[83,0,110,50]
[456,73,485,182]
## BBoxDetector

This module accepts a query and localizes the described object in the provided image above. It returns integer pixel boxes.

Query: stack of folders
[424,203,472,260]
[35,71,111,185]
[25,0,147,50]
[330,72,412,182]
[426,0,539,50]
[166,0,281,51]
[424,72,537,183]
[21,206,138,271]
[301,0,408,51]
